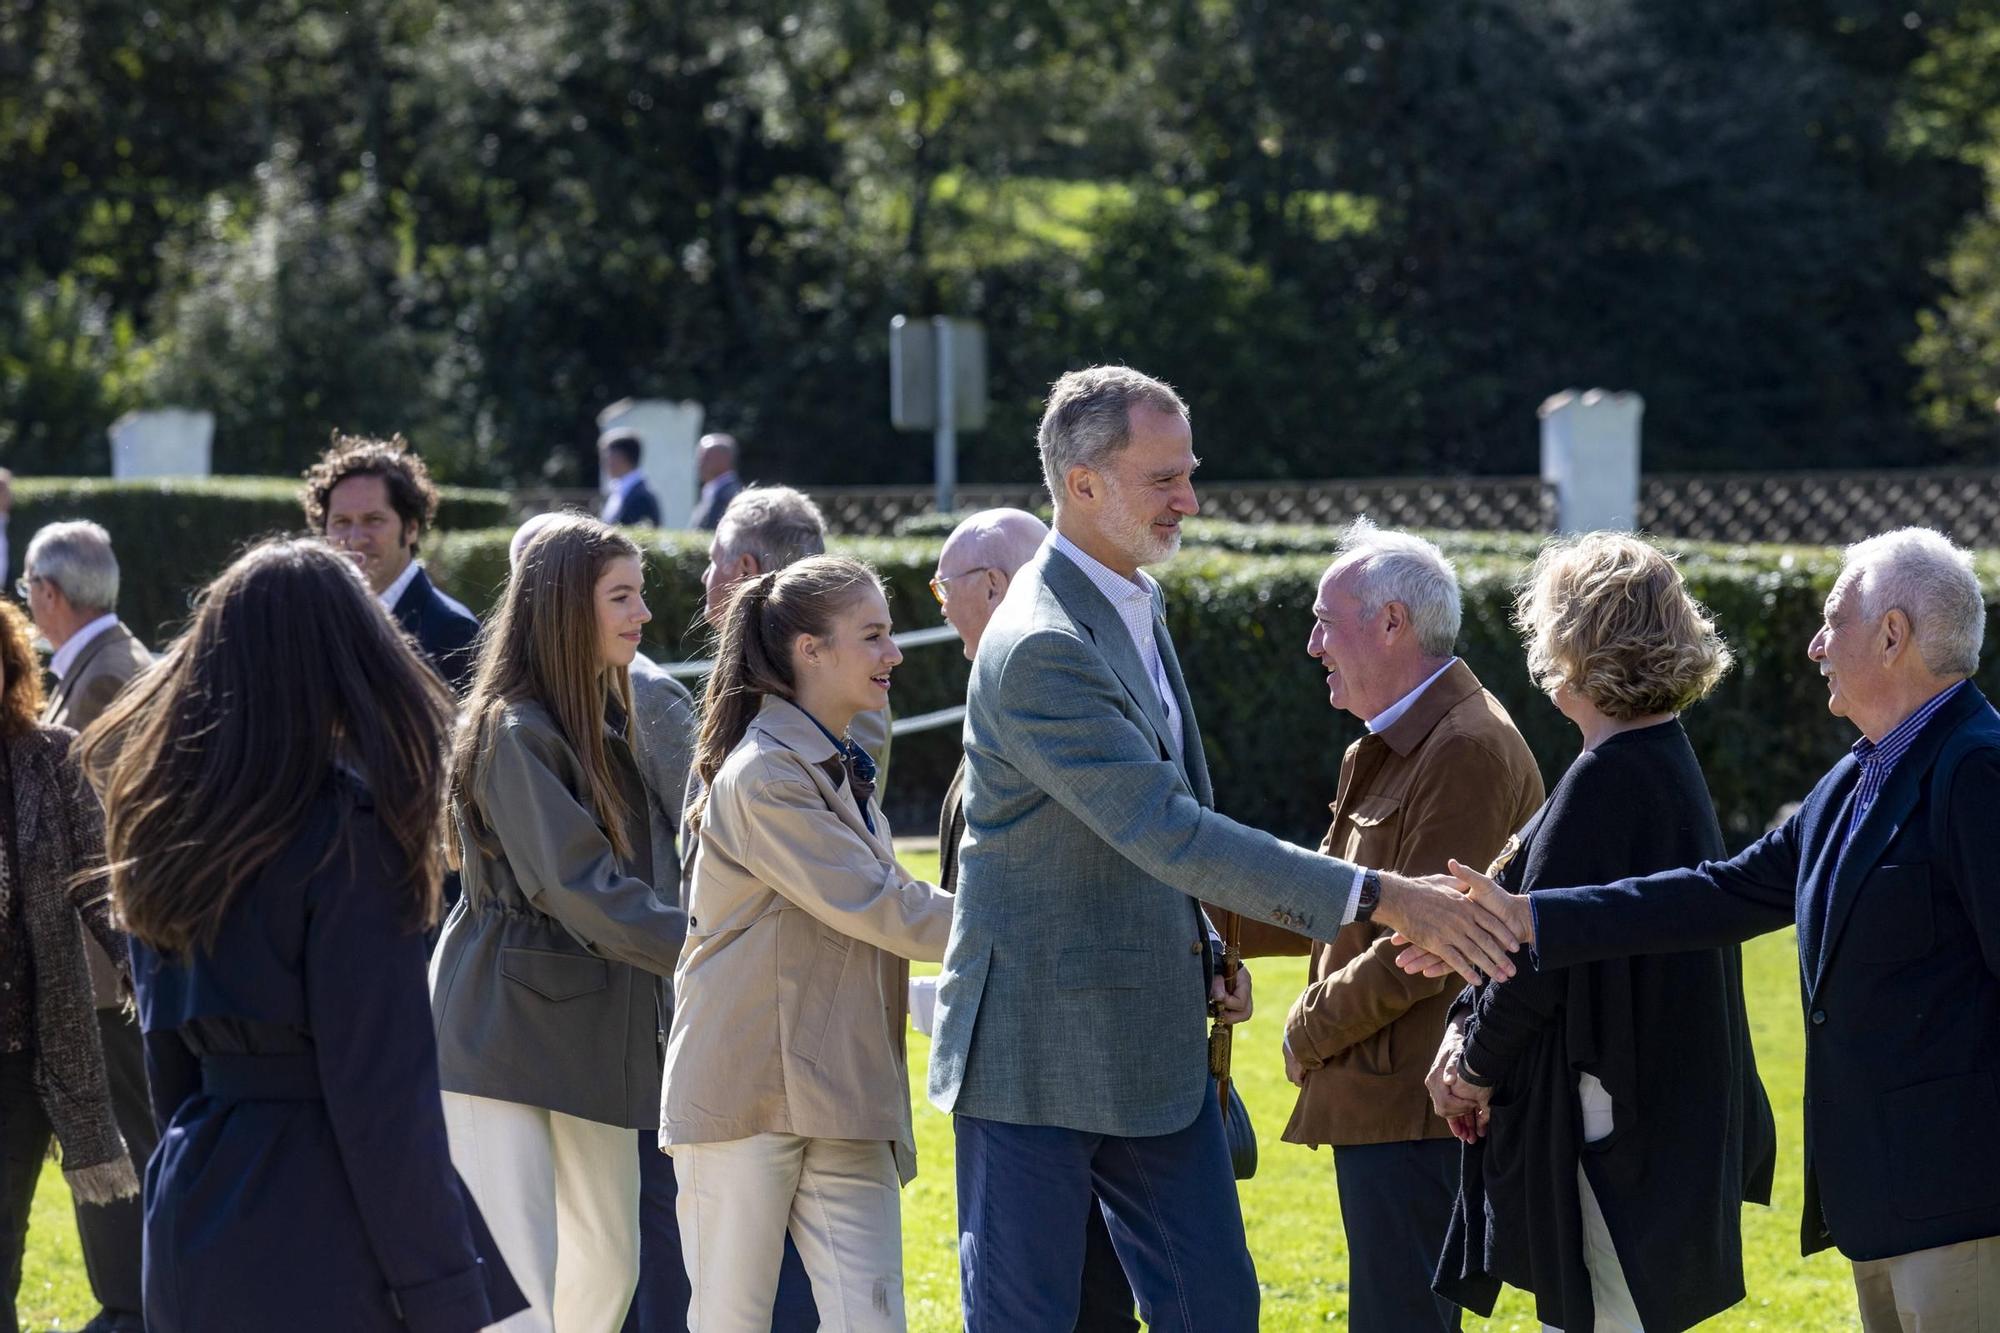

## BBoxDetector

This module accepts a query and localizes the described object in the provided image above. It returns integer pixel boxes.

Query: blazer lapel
[42,624,120,724]
[1040,548,1178,767]
[1808,688,1975,995]
[1795,774,1856,991]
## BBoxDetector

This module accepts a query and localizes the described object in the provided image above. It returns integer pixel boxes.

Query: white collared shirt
[1051,531,1182,755]
[377,558,423,613]
[1365,658,1459,735]
[50,613,120,681]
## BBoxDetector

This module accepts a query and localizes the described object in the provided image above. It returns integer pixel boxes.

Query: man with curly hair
[302,433,482,696]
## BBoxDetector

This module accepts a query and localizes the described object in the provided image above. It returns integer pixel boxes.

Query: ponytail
[687,556,883,830]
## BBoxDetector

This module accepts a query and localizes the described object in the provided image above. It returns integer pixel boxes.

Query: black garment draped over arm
[1438,721,1777,1333]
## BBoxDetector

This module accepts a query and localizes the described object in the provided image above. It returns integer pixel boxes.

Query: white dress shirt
[377,558,423,613]
[697,470,738,509]
[50,613,120,681]
[1050,531,1183,754]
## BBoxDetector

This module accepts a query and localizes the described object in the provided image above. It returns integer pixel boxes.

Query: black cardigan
[1435,721,1778,1333]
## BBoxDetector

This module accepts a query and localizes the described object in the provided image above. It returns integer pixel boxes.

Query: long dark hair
[450,514,641,863]
[80,538,454,956]
[690,554,880,825]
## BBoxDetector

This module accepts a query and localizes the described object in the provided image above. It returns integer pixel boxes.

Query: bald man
[689,434,741,530]
[929,509,1139,1333]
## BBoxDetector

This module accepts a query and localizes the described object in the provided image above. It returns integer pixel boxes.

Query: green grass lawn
[19,848,1860,1330]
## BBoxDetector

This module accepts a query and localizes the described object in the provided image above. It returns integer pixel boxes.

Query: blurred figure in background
[0,598,136,1333]
[600,429,664,528]
[432,516,686,1332]
[689,434,742,532]
[84,538,520,1333]
[22,520,153,1333]
[303,432,482,695]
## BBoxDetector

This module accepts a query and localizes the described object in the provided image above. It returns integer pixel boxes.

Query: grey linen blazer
[927,542,1367,1137]
[41,621,152,1008]
[430,700,687,1128]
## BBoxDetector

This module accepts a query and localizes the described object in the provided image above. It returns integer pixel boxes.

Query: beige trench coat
[660,697,952,1183]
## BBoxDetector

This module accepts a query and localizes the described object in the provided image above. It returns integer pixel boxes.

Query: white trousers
[1544,1074,1645,1333]
[442,1091,641,1333]
[672,1132,904,1333]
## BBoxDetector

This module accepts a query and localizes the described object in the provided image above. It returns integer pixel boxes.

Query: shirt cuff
[1342,866,1366,926]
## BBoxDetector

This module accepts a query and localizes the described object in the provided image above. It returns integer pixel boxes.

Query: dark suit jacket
[42,621,152,1008]
[689,474,742,531]
[603,476,663,528]
[392,567,481,697]
[1531,681,2000,1262]
[133,777,525,1332]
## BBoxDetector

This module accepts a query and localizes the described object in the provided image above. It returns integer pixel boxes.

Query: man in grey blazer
[930,366,1520,1332]
[22,520,153,1333]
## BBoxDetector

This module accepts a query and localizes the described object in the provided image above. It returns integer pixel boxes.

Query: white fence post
[1540,389,1643,533]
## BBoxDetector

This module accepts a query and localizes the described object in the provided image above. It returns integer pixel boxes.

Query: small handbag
[1209,910,1258,1181]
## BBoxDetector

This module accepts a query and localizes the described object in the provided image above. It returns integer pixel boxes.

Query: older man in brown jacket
[1238,522,1543,1333]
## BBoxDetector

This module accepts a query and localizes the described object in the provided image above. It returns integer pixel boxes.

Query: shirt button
[1811,1009,1827,1025]
[1189,940,1203,955]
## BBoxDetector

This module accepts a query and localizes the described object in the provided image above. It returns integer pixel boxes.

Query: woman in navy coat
[79,538,524,1333]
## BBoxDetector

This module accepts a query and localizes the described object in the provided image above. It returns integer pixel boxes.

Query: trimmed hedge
[15,477,512,644]
[428,529,2000,848]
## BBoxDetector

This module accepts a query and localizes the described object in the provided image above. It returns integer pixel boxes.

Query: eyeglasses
[928,568,991,607]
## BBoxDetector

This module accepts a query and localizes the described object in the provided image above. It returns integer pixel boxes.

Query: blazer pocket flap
[1344,796,1402,829]
[501,947,610,1002]
[1058,947,1150,991]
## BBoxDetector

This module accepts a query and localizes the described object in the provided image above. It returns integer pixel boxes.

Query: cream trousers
[442,1091,641,1333]
[672,1133,904,1332]
[1543,1073,1645,1333]
[1853,1234,2000,1332]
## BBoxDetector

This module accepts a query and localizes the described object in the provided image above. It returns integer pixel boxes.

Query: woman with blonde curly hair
[1424,533,1778,1333]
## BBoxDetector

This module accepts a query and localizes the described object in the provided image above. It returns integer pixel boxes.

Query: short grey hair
[1036,366,1188,506]
[1841,527,1985,676]
[25,520,119,614]
[716,485,828,571]
[1325,518,1461,657]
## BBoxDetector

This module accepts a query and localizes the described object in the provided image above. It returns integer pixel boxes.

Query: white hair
[25,520,119,614]
[509,511,564,571]
[1326,519,1461,657]
[1841,527,1985,676]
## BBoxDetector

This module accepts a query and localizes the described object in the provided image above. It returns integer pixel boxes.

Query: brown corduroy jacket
[1238,659,1544,1148]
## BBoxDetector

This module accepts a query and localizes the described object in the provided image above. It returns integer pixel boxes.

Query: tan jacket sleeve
[1286,734,1539,1066]
[477,720,687,976]
[731,772,952,964]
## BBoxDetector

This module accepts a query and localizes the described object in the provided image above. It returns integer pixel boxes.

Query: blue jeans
[955,1088,1257,1332]
[623,1132,816,1332]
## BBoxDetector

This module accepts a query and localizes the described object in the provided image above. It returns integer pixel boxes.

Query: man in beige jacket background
[1240,522,1543,1333]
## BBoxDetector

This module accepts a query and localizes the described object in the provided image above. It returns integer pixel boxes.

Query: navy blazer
[603,475,663,527]
[133,778,525,1332]
[690,474,742,530]
[1532,682,2000,1262]
[392,565,482,696]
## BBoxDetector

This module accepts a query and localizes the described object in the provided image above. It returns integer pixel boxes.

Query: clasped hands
[1426,1014,1492,1143]
[1373,858,1533,986]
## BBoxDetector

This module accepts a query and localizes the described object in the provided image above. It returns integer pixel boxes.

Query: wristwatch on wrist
[1355,868,1383,924]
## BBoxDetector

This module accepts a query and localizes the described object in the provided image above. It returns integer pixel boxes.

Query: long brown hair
[690,554,881,824]
[451,514,641,863]
[0,600,45,737]
[80,538,454,956]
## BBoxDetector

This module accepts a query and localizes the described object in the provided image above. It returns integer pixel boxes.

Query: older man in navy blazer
[1432,527,2000,1333]
[930,365,1524,1332]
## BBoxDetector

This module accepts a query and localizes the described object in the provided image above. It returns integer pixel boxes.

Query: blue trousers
[955,1089,1257,1333]
[1332,1138,1463,1332]
[622,1133,816,1332]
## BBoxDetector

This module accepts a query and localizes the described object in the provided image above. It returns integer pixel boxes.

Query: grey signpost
[890,315,987,514]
